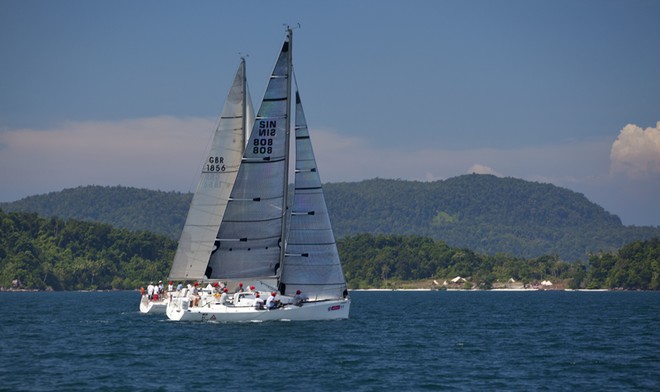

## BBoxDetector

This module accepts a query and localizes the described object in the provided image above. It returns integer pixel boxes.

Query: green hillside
[2,175,659,261]
[338,234,660,290]
[0,211,176,290]
[324,176,660,260]
[0,186,189,239]
[2,211,658,291]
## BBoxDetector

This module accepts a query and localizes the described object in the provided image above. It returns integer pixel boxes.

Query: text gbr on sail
[206,156,225,172]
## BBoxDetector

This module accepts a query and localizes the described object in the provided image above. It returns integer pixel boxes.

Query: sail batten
[219,235,280,241]
[241,157,286,163]
[263,97,288,102]
[255,115,287,119]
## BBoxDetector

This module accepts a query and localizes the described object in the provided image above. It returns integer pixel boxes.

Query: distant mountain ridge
[0,186,190,240]
[323,176,654,260]
[2,175,659,261]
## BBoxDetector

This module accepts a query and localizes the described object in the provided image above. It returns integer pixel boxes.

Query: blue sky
[1,0,659,226]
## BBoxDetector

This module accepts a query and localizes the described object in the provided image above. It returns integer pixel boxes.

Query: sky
[1,0,659,226]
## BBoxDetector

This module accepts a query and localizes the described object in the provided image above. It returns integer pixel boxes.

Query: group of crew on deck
[140,280,175,301]
[180,281,308,310]
[141,280,308,309]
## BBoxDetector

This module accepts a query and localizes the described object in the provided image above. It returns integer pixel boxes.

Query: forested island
[1,210,658,291]
[3,176,660,261]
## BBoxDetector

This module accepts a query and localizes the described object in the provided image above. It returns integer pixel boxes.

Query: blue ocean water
[1,291,658,391]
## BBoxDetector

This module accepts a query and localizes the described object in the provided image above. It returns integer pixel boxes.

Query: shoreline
[349,288,620,292]
[0,287,642,293]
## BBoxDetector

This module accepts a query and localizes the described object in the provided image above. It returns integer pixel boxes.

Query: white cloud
[610,121,660,180]
[311,129,611,186]
[467,164,501,176]
[0,116,215,201]
[1,117,659,225]
[311,129,660,225]
[0,119,610,201]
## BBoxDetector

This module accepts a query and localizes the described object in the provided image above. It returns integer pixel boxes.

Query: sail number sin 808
[253,120,276,155]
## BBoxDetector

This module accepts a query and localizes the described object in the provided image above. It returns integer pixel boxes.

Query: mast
[241,56,248,149]
[278,27,293,277]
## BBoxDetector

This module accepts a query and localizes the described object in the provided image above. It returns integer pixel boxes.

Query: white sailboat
[140,57,253,314]
[166,28,350,322]
[139,290,167,314]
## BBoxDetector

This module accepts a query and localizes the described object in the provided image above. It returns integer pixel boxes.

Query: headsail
[279,82,348,300]
[168,59,253,281]
[206,33,293,279]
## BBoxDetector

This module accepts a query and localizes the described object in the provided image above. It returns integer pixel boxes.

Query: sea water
[1,291,658,391]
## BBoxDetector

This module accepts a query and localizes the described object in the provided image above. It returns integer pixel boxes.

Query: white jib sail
[168,59,253,281]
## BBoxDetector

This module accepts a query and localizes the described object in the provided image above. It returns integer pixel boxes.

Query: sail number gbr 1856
[206,156,225,172]
[253,120,276,155]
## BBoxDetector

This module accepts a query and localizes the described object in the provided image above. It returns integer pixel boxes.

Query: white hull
[166,297,350,322]
[139,295,169,314]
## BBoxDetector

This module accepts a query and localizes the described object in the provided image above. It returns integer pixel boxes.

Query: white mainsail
[168,59,253,281]
[206,35,293,280]
[279,85,348,300]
